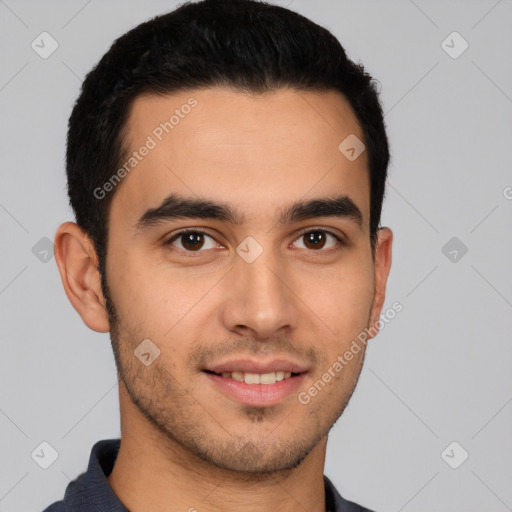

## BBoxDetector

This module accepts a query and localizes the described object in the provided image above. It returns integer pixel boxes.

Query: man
[45,0,392,510]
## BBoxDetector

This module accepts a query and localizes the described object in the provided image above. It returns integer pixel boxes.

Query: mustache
[187,336,321,369]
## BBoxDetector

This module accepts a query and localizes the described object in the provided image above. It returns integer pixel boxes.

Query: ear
[54,222,110,333]
[367,227,393,339]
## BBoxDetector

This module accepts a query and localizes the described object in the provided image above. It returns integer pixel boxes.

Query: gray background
[1,0,511,511]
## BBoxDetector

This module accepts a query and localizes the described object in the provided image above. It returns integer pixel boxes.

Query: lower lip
[203,372,307,407]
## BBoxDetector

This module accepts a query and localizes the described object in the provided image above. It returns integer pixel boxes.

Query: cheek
[107,235,374,347]
[108,251,219,361]
[295,258,374,338]
[105,249,169,336]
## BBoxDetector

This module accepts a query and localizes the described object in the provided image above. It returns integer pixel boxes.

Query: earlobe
[368,227,393,338]
[54,222,110,333]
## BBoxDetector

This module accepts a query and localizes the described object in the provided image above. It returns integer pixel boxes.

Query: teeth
[217,370,295,384]
[232,371,244,382]
[260,372,276,384]
[244,372,261,384]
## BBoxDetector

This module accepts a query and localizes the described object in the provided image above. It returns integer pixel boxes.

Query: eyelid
[294,225,344,241]
[164,228,220,249]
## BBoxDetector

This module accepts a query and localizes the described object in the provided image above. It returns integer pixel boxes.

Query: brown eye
[294,230,341,251]
[303,231,326,249]
[181,232,205,251]
[166,231,217,252]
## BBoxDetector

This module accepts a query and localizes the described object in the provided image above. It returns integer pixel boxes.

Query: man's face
[104,86,387,473]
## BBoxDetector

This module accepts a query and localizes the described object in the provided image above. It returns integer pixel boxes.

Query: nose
[218,242,299,340]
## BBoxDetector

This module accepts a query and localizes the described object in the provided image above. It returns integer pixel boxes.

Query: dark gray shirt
[42,439,374,512]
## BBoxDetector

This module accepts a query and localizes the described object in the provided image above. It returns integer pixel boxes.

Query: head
[56,0,392,474]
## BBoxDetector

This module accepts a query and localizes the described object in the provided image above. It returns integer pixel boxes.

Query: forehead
[112,86,370,230]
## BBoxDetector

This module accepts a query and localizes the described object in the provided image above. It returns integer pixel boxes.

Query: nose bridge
[241,249,284,302]
[221,236,297,338]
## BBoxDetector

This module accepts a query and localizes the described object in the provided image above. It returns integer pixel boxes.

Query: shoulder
[324,475,376,512]
[335,495,376,512]
[41,501,65,512]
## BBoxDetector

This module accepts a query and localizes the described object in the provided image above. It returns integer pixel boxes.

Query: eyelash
[163,227,344,254]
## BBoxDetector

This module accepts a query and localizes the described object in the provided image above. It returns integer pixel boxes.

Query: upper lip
[204,359,309,374]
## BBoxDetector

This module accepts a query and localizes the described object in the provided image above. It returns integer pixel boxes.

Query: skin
[55,86,393,512]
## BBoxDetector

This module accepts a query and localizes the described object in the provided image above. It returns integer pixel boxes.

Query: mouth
[203,369,302,385]
[202,365,308,407]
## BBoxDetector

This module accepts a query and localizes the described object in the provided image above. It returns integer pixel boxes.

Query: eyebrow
[134,192,363,231]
